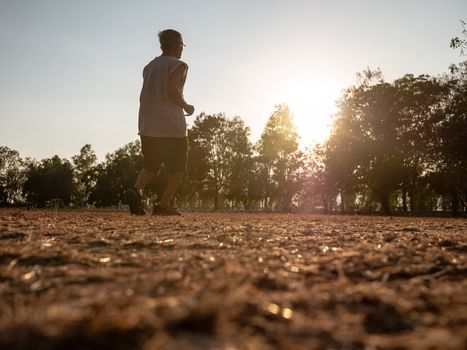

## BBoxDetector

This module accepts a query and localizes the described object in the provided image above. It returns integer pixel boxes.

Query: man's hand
[168,64,194,114]
[184,104,195,116]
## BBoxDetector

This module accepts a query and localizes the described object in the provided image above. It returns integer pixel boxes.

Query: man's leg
[158,172,184,207]
[135,168,155,193]
[127,136,161,215]
[152,137,187,215]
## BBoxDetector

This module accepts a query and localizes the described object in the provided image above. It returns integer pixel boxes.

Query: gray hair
[158,29,182,51]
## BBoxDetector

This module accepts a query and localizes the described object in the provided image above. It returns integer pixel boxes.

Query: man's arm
[168,64,194,116]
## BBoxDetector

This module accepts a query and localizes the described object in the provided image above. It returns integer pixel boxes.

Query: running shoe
[125,188,145,215]
[152,204,182,216]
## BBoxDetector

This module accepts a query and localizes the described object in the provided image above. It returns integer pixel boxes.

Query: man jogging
[126,29,194,215]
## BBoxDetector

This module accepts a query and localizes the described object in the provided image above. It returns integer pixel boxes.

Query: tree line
[1,62,466,215]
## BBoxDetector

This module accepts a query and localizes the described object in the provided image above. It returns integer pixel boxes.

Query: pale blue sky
[0,0,465,160]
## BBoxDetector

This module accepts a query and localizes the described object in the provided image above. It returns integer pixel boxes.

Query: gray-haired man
[126,29,194,215]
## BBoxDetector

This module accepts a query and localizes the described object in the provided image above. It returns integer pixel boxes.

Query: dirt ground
[0,209,466,350]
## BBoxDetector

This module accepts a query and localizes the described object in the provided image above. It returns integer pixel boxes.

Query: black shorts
[140,136,188,173]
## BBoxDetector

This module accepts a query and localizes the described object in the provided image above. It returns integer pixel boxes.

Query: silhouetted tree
[392,74,447,211]
[450,20,467,55]
[323,65,465,215]
[89,141,142,207]
[224,117,255,209]
[299,145,338,212]
[177,122,210,208]
[182,113,253,209]
[0,146,26,206]
[327,72,402,213]
[427,61,467,215]
[257,104,303,211]
[23,156,74,207]
[72,144,97,205]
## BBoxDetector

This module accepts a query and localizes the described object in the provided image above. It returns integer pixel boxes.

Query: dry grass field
[0,209,466,349]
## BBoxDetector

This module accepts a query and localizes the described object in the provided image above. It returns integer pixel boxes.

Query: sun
[273,77,340,145]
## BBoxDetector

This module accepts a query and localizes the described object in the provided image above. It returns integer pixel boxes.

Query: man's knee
[142,167,156,175]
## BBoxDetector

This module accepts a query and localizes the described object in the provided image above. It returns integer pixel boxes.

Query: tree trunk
[380,193,391,215]
[451,191,459,217]
[322,195,328,214]
[214,190,219,210]
[402,187,408,211]
[409,189,414,212]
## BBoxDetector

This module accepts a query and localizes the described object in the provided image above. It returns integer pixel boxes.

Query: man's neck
[161,51,178,58]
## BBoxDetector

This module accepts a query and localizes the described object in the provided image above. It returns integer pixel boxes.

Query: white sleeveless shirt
[138,56,188,138]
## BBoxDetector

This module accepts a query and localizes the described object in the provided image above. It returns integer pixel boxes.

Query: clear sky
[0,0,466,161]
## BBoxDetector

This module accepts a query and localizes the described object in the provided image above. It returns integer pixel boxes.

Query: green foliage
[299,145,338,212]
[23,156,74,207]
[321,64,466,214]
[427,61,467,214]
[325,72,437,212]
[0,146,26,206]
[89,141,142,207]
[181,113,253,209]
[450,20,467,55]
[257,104,303,210]
[72,144,97,205]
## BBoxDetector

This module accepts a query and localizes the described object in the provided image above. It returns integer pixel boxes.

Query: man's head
[158,29,184,59]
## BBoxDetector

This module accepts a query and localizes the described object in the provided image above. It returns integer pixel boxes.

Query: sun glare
[273,77,340,145]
